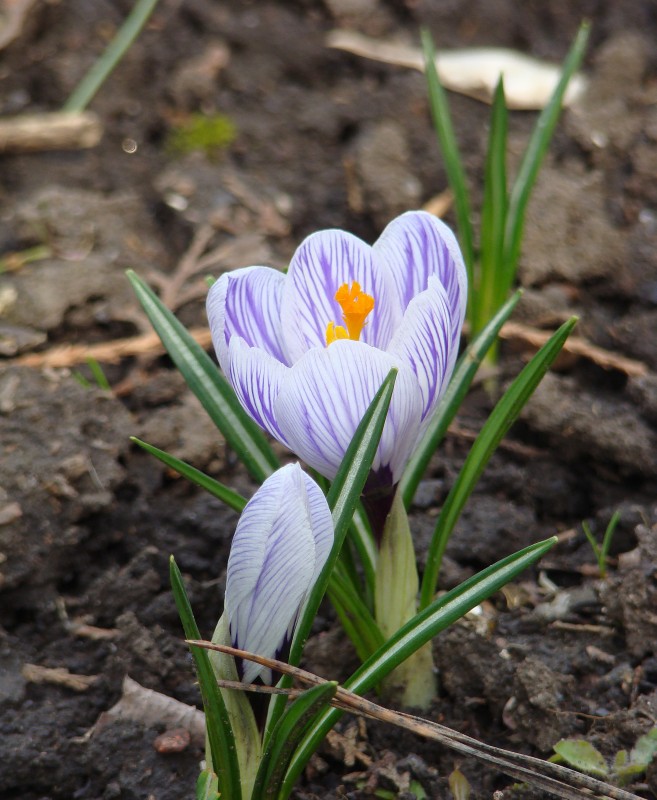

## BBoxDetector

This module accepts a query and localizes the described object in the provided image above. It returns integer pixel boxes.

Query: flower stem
[374,490,437,708]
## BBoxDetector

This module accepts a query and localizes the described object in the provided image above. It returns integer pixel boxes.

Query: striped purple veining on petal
[375,211,467,330]
[227,337,290,446]
[220,267,289,364]
[275,341,423,483]
[387,278,457,429]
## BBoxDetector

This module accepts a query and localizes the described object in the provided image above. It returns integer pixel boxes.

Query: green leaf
[448,768,471,800]
[281,536,556,797]
[169,557,242,800]
[251,682,337,800]
[477,77,509,336]
[613,750,629,774]
[400,289,523,510]
[600,509,622,574]
[349,505,377,600]
[127,270,279,483]
[131,437,246,513]
[196,769,220,800]
[552,739,609,778]
[421,28,475,295]
[502,22,590,289]
[264,369,396,745]
[85,357,112,391]
[63,0,161,113]
[629,727,657,769]
[328,566,385,661]
[419,316,577,609]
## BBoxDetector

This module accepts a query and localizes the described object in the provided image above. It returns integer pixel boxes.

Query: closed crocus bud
[225,463,334,684]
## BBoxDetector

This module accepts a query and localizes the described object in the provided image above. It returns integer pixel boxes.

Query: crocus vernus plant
[130,197,572,795]
[207,210,467,704]
[209,463,333,798]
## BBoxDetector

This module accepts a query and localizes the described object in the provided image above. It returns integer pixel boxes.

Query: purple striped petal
[374,211,467,331]
[207,266,289,372]
[281,230,399,363]
[387,277,460,427]
[225,464,333,683]
[227,336,289,446]
[275,341,423,484]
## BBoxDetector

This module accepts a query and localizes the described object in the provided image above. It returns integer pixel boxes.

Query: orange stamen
[325,282,375,346]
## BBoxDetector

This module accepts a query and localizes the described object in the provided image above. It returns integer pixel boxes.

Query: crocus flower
[225,463,333,684]
[208,210,467,490]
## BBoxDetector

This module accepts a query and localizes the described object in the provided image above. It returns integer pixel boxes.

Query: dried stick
[499,320,648,377]
[13,327,212,368]
[187,639,643,800]
[0,111,102,153]
[8,309,649,379]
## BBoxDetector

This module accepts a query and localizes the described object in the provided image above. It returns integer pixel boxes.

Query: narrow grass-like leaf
[170,557,242,800]
[328,568,385,660]
[63,0,161,112]
[477,78,508,336]
[86,357,112,391]
[502,22,590,291]
[350,505,377,600]
[132,437,246,513]
[419,317,577,609]
[599,510,621,576]
[251,682,337,800]
[400,290,523,510]
[265,370,396,744]
[281,537,557,797]
[421,28,475,293]
[127,270,279,482]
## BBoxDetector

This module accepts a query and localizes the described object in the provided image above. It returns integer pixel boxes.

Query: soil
[1,1,657,799]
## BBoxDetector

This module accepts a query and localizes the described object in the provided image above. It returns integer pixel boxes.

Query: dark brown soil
[1,1,657,799]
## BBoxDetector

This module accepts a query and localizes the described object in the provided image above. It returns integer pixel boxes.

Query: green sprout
[421,23,590,354]
[73,357,111,391]
[166,113,237,158]
[553,729,657,786]
[582,509,621,578]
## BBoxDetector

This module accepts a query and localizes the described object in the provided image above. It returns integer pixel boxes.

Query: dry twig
[499,320,648,377]
[7,299,649,381]
[22,663,99,692]
[187,639,643,800]
[0,111,102,153]
[12,327,212,368]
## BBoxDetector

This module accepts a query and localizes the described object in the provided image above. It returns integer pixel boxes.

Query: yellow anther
[325,322,349,345]
[325,282,375,346]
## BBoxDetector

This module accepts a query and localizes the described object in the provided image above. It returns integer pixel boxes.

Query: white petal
[387,277,460,426]
[300,469,335,585]
[207,266,288,373]
[227,337,289,445]
[281,229,399,362]
[275,341,423,484]
[374,210,467,330]
[225,464,332,683]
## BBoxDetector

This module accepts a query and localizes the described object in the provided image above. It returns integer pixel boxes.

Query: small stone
[0,501,22,526]
[153,727,191,753]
